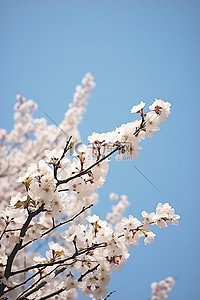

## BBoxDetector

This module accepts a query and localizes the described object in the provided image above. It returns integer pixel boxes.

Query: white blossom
[131,101,146,114]
[0,74,178,300]
[149,99,171,123]
[150,276,175,300]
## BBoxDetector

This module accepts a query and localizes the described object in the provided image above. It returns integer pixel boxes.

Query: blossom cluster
[0,73,96,298]
[150,276,175,300]
[0,195,179,299]
[0,72,95,209]
[88,99,171,161]
[4,97,172,223]
[106,193,129,224]
[0,73,179,299]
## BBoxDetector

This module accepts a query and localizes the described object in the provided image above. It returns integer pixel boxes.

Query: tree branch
[18,281,46,300]
[0,223,8,240]
[4,267,46,296]
[39,287,66,300]
[56,114,147,188]
[78,263,100,282]
[0,204,45,297]
[16,264,61,300]
[20,204,93,251]
[4,204,45,278]
[104,290,116,300]
[10,242,107,278]
[56,145,121,187]
[42,204,93,238]
[53,136,72,180]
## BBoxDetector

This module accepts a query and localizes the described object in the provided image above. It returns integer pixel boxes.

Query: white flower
[0,206,26,225]
[142,211,155,228]
[0,244,7,265]
[130,101,146,114]
[24,223,45,242]
[33,255,46,264]
[149,99,171,122]
[48,241,65,253]
[65,276,78,291]
[86,214,99,224]
[51,192,68,218]
[144,231,156,245]
[121,215,142,230]
[109,192,118,200]
[62,224,86,249]
[166,276,175,286]
[155,203,180,227]
[150,276,175,300]
[145,111,160,138]
[44,148,63,164]
[28,175,56,207]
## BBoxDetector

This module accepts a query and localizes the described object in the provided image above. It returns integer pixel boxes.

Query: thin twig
[10,242,107,277]
[16,264,61,300]
[53,136,72,180]
[0,205,46,296]
[4,267,46,295]
[39,287,65,300]
[104,290,116,300]
[20,204,93,251]
[78,263,100,282]
[56,145,121,187]
[0,223,8,240]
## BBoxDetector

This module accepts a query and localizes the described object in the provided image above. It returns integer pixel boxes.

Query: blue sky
[1,1,200,299]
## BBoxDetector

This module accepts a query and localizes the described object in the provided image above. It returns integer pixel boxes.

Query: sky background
[0,1,200,299]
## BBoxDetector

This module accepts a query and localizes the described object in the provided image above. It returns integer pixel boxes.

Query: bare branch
[104,290,116,300]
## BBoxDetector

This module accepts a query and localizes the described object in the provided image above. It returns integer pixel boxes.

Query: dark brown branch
[29,263,100,300]
[73,235,78,254]
[53,136,72,180]
[16,264,61,300]
[18,281,46,300]
[104,290,116,300]
[56,114,148,188]
[18,259,77,300]
[20,204,93,251]
[42,204,93,238]
[58,188,69,192]
[56,145,121,187]
[0,223,8,240]
[39,287,65,300]
[4,267,46,296]
[10,242,107,278]
[4,204,45,279]
[78,263,100,282]
[4,228,22,233]
[0,205,45,297]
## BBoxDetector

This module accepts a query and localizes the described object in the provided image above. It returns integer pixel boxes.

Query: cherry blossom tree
[0,73,179,299]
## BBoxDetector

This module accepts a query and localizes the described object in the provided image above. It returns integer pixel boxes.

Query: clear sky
[1,1,200,299]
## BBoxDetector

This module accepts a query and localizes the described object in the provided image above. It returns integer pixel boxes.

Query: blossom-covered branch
[0,74,179,300]
[150,276,175,300]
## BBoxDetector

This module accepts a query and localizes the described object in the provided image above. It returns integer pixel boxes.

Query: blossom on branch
[0,73,179,300]
[150,276,175,300]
